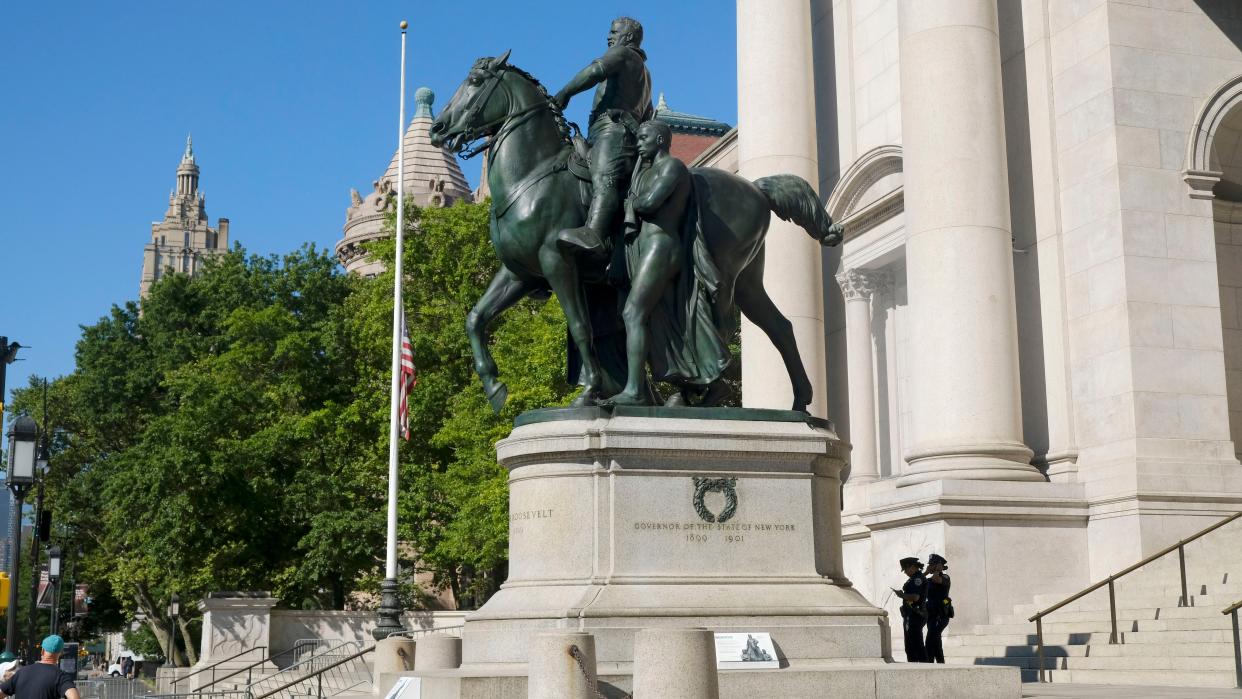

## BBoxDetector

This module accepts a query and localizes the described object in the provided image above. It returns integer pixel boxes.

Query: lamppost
[26,428,48,658]
[166,594,180,668]
[46,545,61,636]
[5,415,37,654]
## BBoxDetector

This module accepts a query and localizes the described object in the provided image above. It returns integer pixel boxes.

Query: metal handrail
[1028,510,1241,682]
[1225,598,1242,688]
[170,647,266,692]
[250,645,374,699]
[194,641,321,693]
[387,624,464,639]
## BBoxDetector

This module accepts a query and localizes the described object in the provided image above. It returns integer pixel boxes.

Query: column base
[898,441,1042,486]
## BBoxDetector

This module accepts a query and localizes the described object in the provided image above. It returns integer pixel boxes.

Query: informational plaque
[714,632,780,669]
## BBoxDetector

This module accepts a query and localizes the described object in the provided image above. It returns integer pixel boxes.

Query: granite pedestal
[416,408,1018,697]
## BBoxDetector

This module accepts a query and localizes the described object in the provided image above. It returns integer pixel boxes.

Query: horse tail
[754,174,842,247]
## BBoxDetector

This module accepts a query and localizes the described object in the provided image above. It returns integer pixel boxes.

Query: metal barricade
[78,678,142,699]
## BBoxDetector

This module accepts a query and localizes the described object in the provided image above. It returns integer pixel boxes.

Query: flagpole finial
[400,20,408,30]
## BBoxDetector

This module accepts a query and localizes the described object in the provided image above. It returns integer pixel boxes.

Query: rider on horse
[552,17,654,264]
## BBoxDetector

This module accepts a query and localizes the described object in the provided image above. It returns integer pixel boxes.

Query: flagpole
[374,18,408,641]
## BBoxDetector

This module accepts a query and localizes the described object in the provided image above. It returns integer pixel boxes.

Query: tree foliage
[7,198,570,652]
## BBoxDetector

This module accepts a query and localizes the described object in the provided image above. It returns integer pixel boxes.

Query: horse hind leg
[734,254,814,412]
[538,243,605,406]
[467,267,537,413]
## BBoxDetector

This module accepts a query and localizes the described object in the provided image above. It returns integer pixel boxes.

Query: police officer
[894,557,929,663]
[552,17,655,262]
[924,553,952,663]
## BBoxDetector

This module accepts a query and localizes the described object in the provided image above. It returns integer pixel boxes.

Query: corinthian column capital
[836,268,880,301]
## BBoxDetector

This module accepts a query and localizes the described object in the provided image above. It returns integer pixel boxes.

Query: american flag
[398,311,417,440]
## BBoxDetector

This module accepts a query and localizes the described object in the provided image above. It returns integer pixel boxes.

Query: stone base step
[1035,668,1238,688]
[966,617,1234,636]
[944,654,1235,671]
[945,628,1237,646]
[944,641,1237,658]
[995,604,1239,626]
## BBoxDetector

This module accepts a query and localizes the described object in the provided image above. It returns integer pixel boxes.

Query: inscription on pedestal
[632,520,797,545]
[509,508,554,536]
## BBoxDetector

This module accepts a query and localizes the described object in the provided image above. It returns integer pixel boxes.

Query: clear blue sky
[0,1,738,402]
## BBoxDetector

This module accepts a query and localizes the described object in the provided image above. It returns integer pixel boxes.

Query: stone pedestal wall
[459,409,887,670]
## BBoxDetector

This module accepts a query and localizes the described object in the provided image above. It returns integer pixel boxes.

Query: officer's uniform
[925,553,952,663]
[898,557,928,663]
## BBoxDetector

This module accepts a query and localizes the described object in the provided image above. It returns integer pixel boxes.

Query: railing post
[1035,616,1046,683]
[1232,609,1241,689]
[1108,579,1119,644]
[317,671,323,699]
[1179,543,1189,607]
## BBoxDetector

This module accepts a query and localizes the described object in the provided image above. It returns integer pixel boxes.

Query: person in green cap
[0,635,80,699]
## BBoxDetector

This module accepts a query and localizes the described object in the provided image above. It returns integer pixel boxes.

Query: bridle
[449,64,553,160]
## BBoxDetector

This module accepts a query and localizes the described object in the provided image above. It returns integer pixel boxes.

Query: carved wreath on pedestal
[693,477,738,523]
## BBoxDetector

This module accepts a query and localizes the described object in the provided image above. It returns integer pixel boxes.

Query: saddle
[569,135,592,181]
[568,135,593,209]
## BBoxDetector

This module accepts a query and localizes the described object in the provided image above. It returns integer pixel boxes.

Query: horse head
[430,50,514,153]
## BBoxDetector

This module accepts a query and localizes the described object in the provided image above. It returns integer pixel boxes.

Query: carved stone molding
[836,268,882,302]
[826,145,904,240]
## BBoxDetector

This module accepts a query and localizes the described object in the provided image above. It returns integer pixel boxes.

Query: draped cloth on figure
[623,178,732,386]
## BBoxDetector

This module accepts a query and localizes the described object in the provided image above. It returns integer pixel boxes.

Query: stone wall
[269,610,467,653]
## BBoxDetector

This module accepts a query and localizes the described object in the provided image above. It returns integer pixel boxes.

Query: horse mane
[475,56,573,147]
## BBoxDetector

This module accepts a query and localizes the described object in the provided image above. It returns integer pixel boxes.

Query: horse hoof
[663,392,688,408]
[486,382,509,414]
[571,388,604,407]
[604,392,651,407]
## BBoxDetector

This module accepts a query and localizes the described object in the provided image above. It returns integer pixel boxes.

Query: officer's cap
[928,553,948,568]
[899,557,923,569]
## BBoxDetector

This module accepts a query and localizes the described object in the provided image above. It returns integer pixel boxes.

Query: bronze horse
[430,52,842,412]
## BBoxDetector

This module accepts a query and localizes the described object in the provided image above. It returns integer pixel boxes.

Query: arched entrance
[1187,75,1242,457]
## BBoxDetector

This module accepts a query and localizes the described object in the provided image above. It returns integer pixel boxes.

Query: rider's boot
[558,190,619,262]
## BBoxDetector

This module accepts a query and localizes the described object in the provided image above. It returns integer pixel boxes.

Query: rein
[449,64,576,219]
[453,66,559,160]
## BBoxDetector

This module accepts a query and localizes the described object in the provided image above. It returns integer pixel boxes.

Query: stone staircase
[943,524,1242,688]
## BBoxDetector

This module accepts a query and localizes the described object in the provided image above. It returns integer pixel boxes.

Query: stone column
[737,0,827,418]
[896,0,1042,485]
[632,628,719,699]
[527,632,595,699]
[837,269,880,483]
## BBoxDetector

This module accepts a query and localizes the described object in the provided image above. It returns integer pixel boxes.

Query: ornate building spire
[141,138,229,297]
[176,133,200,197]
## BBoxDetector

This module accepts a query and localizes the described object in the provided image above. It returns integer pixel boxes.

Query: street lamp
[166,593,180,668]
[5,415,37,654]
[26,423,49,664]
[47,545,62,635]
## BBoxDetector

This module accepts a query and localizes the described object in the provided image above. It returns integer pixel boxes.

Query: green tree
[358,200,571,607]
[8,197,574,649]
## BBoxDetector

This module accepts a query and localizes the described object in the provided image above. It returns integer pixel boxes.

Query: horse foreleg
[538,243,605,406]
[735,254,814,412]
[467,267,536,413]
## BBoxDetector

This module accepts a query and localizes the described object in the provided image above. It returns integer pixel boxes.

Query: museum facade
[696,0,1242,638]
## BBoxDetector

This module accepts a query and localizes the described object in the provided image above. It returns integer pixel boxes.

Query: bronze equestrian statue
[430,46,842,413]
